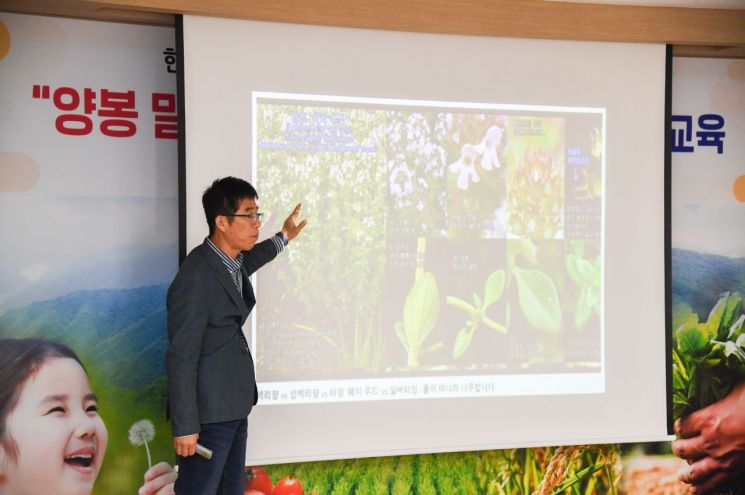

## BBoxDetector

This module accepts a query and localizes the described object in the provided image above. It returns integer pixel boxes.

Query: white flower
[476,125,504,171]
[389,160,414,198]
[128,419,155,446]
[435,113,453,141]
[449,144,480,190]
[128,419,155,469]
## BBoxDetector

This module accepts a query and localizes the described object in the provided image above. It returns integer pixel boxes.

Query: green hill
[0,284,168,390]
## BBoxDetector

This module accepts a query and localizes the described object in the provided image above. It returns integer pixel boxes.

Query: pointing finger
[291,203,302,218]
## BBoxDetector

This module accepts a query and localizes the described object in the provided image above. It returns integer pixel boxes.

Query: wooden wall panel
[1,0,743,57]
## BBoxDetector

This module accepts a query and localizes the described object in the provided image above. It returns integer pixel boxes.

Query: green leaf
[403,272,440,348]
[672,349,689,381]
[394,321,409,352]
[473,293,483,309]
[672,370,684,390]
[574,288,592,329]
[566,254,582,285]
[507,239,537,272]
[453,327,475,359]
[586,283,600,309]
[512,267,561,332]
[673,304,699,335]
[576,257,598,286]
[728,314,745,341]
[675,322,710,357]
[483,270,505,308]
[704,294,729,340]
[722,293,742,331]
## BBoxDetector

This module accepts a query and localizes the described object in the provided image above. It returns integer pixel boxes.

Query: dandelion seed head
[128,419,155,446]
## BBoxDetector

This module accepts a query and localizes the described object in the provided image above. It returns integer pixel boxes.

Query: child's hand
[138,461,177,495]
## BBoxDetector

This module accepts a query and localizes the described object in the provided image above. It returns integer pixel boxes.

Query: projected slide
[252,93,604,405]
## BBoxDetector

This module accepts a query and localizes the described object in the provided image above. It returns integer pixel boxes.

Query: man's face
[222,197,261,252]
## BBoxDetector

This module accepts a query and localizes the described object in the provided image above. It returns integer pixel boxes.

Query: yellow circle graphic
[733,175,745,203]
[0,20,10,61]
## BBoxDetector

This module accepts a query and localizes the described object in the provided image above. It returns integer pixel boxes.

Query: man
[166,177,305,494]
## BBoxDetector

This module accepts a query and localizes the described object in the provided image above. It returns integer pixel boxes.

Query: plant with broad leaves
[672,292,745,419]
[566,251,600,330]
[394,271,444,367]
[507,239,562,334]
[447,270,507,359]
[511,266,561,334]
[447,239,562,360]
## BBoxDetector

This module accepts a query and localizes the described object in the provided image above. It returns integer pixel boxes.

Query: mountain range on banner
[0,283,168,391]
[0,243,178,316]
[672,248,745,318]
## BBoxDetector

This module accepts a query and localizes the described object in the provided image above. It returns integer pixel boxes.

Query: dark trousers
[174,418,247,495]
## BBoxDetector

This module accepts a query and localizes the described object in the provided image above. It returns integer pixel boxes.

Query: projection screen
[181,15,670,464]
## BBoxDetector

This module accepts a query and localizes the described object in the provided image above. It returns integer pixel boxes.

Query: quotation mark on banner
[32,84,50,99]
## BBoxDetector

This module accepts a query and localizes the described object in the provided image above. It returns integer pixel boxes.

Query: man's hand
[139,461,177,495]
[282,203,307,241]
[672,381,745,494]
[174,433,199,457]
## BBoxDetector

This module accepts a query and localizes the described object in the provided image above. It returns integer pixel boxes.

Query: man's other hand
[174,433,199,457]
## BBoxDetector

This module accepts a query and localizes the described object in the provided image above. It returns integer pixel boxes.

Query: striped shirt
[205,237,245,295]
[205,235,285,295]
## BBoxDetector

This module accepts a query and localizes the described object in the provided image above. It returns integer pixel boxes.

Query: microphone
[196,443,213,460]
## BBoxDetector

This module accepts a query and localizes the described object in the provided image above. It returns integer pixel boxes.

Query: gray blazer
[166,236,282,437]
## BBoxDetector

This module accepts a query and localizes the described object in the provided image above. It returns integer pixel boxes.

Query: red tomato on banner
[245,466,272,495]
[272,476,303,495]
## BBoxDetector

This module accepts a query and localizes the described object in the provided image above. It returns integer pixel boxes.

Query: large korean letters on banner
[0,13,177,495]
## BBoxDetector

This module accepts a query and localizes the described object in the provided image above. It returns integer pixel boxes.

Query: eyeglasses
[224,212,264,221]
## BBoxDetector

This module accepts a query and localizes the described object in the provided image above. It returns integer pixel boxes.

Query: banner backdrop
[665,57,745,492]
[0,13,177,494]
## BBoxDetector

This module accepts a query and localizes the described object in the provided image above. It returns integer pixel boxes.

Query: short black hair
[0,338,85,462]
[202,177,258,236]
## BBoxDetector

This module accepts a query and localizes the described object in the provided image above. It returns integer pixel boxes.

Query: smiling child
[0,338,175,495]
